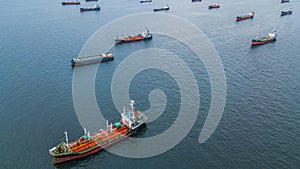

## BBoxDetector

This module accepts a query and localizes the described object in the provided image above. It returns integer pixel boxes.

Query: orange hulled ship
[49,100,147,164]
[114,29,152,44]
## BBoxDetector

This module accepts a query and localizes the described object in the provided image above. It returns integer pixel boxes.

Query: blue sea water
[0,0,299,168]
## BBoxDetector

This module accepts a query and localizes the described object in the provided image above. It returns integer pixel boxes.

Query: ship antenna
[84,128,87,135]
[64,131,69,144]
[110,123,113,132]
[130,100,135,113]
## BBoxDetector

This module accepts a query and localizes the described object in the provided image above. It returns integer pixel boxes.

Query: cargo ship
[208,4,220,9]
[140,0,152,3]
[80,4,100,12]
[153,5,169,12]
[61,1,80,5]
[281,0,289,3]
[49,100,148,164]
[192,0,201,2]
[71,53,114,66]
[251,31,277,46]
[281,8,292,16]
[236,11,254,21]
[86,0,98,1]
[114,29,152,45]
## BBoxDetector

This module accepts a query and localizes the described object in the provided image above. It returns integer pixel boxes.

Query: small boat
[281,8,292,16]
[80,4,100,12]
[71,53,114,66]
[140,0,152,3]
[251,31,277,46]
[153,5,169,12]
[61,1,80,5]
[192,0,202,2]
[208,4,220,9]
[281,0,289,3]
[115,29,152,45]
[49,100,147,164]
[236,11,254,21]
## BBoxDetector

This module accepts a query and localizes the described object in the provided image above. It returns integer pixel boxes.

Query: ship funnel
[134,109,138,119]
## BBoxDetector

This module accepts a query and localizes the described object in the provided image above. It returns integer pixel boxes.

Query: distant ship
[192,0,201,2]
[281,8,292,16]
[61,1,80,5]
[153,5,170,12]
[71,53,114,66]
[281,0,289,3]
[86,0,98,2]
[49,100,147,164]
[140,0,152,3]
[251,31,277,46]
[114,29,152,45]
[80,4,100,12]
[236,11,254,21]
[208,4,220,9]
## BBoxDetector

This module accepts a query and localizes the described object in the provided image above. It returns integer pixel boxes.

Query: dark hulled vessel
[140,0,152,3]
[281,0,289,3]
[153,5,169,12]
[281,8,292,16]
[80,4,100,12]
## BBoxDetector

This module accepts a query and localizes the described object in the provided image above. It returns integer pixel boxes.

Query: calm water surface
[0,0,299,168]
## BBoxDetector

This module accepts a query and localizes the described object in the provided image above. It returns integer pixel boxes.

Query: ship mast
[106,120,109,136]
[64,131,69,144]
[84,128,87,135]
[130,100,135,113]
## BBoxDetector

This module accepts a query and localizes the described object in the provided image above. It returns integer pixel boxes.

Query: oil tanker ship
[252,31,277,46]
[49,100,147,164]
[140,0,152,3]
[281,0,289,3]
[80,4,100,12]
[153,5,170,12]
[114,29,152,44]
[281,8,292,16]
[71,52,114,66]
[208,3,220,9]
[236,11,254,21]
[61,1,80,5]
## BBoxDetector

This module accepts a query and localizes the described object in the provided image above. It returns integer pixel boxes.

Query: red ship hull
[62,2,80,5]
[53,130,137,164]
[115,34,152,44]
[251,39,275,46]
[236,16,253,21]
[209,5,220,9]
[50,101,148,165]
